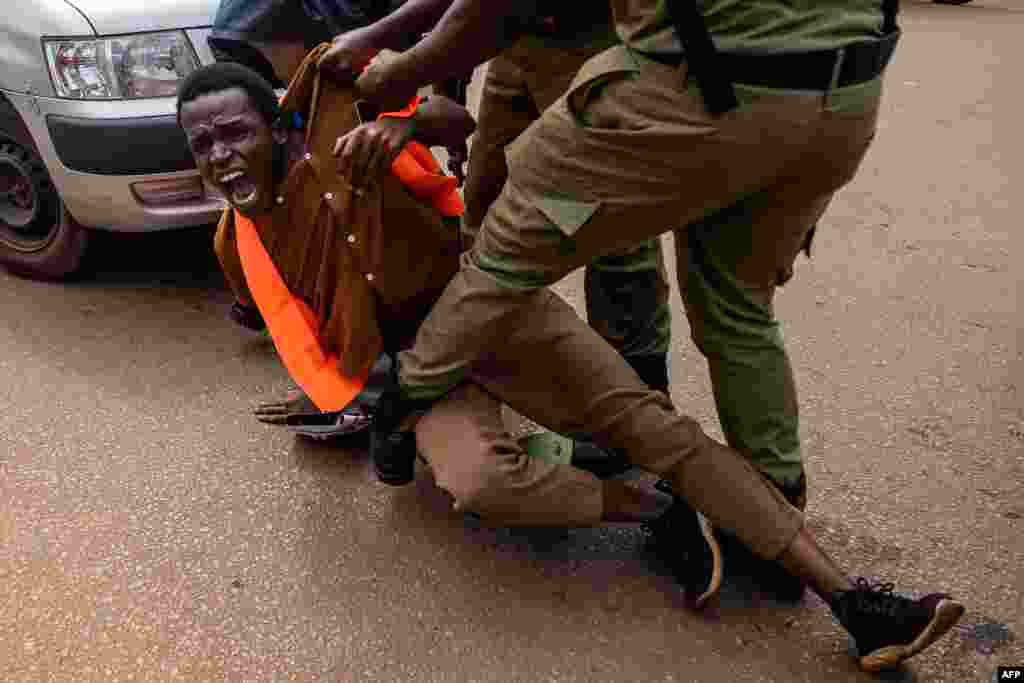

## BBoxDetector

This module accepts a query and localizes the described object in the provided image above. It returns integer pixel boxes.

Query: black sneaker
[830,578,965,673]
[369,359,438,486]
[643,480,723,609]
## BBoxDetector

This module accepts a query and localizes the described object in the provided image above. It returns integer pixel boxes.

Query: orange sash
[235,210,370,412]
[391,141,463,217]
[381,97,464,218]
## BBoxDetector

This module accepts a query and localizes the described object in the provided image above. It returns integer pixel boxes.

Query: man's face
[179,87,283,216]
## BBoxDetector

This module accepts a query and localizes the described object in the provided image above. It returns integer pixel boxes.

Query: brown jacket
[214,45,461,376]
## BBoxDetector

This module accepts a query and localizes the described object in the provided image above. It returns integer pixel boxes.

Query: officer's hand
[355,59,420,114]
[318,27,380,84]
[334,118,416,188]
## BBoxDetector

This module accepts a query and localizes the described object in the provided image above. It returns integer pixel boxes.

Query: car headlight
[44,31,199,100]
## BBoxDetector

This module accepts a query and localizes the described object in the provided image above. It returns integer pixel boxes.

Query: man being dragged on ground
[177,52,703,600]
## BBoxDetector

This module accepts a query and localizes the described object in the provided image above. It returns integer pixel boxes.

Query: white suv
[0,0,223,279]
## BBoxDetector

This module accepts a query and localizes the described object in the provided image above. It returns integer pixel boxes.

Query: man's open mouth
[218,169,259,206]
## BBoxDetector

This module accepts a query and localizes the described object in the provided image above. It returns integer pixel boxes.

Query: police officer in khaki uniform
[461,9,672,400]
[456,7,676,481]
[462,2,811,500]
[324,0,818,598]
[308,1,972,674]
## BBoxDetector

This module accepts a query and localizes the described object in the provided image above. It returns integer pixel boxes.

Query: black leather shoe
[369,359,440,486]
[643,480,723,609]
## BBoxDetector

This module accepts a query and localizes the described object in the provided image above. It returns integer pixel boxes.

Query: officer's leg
[675,190,833,600]
[464,287,803,562]
[439,286,937,626]
[462,43,632,472]
[585,239,672,394]
[415,380,670,527]
[396,46,878,403]
[462,52,538,251]
[675,195,831,500]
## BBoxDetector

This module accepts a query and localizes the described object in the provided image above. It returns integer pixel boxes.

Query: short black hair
[176,61,280,126]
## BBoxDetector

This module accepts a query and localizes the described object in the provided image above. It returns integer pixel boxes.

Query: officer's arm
[347,0,455,53]
[357,0,540,108]
[411,95,476,149]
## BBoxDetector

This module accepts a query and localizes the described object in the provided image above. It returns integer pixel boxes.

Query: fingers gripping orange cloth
[380,97,464,218]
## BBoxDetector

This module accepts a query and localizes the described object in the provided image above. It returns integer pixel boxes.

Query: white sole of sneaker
[859,598,965,673]
[693,512,724,610]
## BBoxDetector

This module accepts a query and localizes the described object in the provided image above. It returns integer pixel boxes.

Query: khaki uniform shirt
[214,45,461,376]
[614,0,888,56]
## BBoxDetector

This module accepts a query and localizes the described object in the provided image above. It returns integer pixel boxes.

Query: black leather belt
[646,30,900,91]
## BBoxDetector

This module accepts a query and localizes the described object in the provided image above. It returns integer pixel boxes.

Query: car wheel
[0,99,89,280]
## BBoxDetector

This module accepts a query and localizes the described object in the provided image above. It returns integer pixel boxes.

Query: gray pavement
[1,2,1021,680]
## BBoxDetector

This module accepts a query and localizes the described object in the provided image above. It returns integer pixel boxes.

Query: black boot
[830,578,964,672]
[370,356,440,486]
[643,480,723,609]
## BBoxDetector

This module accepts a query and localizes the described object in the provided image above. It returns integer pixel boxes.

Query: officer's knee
[684,275,779,358]
[428,436,527,516]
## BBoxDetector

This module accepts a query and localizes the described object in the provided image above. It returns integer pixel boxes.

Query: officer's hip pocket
[565,47,644,131]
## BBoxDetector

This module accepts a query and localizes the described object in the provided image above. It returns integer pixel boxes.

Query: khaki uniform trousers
[463,35,671,361]
[400,45,882,558]
[414,287,802,560]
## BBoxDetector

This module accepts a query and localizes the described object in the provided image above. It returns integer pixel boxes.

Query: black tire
[0,97,89,280]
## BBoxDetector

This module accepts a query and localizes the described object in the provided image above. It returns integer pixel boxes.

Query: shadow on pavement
[79,224,226,291]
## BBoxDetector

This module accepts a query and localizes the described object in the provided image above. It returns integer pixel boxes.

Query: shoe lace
[850,577,906,618]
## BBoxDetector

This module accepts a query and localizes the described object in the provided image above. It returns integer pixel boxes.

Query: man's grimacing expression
[180,87,285,216]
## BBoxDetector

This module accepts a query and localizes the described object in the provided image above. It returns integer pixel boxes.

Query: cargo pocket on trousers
[534,196,602,238]
[564,46,642,130]
[567,70,642,130]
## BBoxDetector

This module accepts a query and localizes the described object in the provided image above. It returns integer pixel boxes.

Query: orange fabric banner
[234,210,370,412]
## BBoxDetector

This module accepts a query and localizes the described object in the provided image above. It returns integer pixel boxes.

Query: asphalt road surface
[1,2,1020,681]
